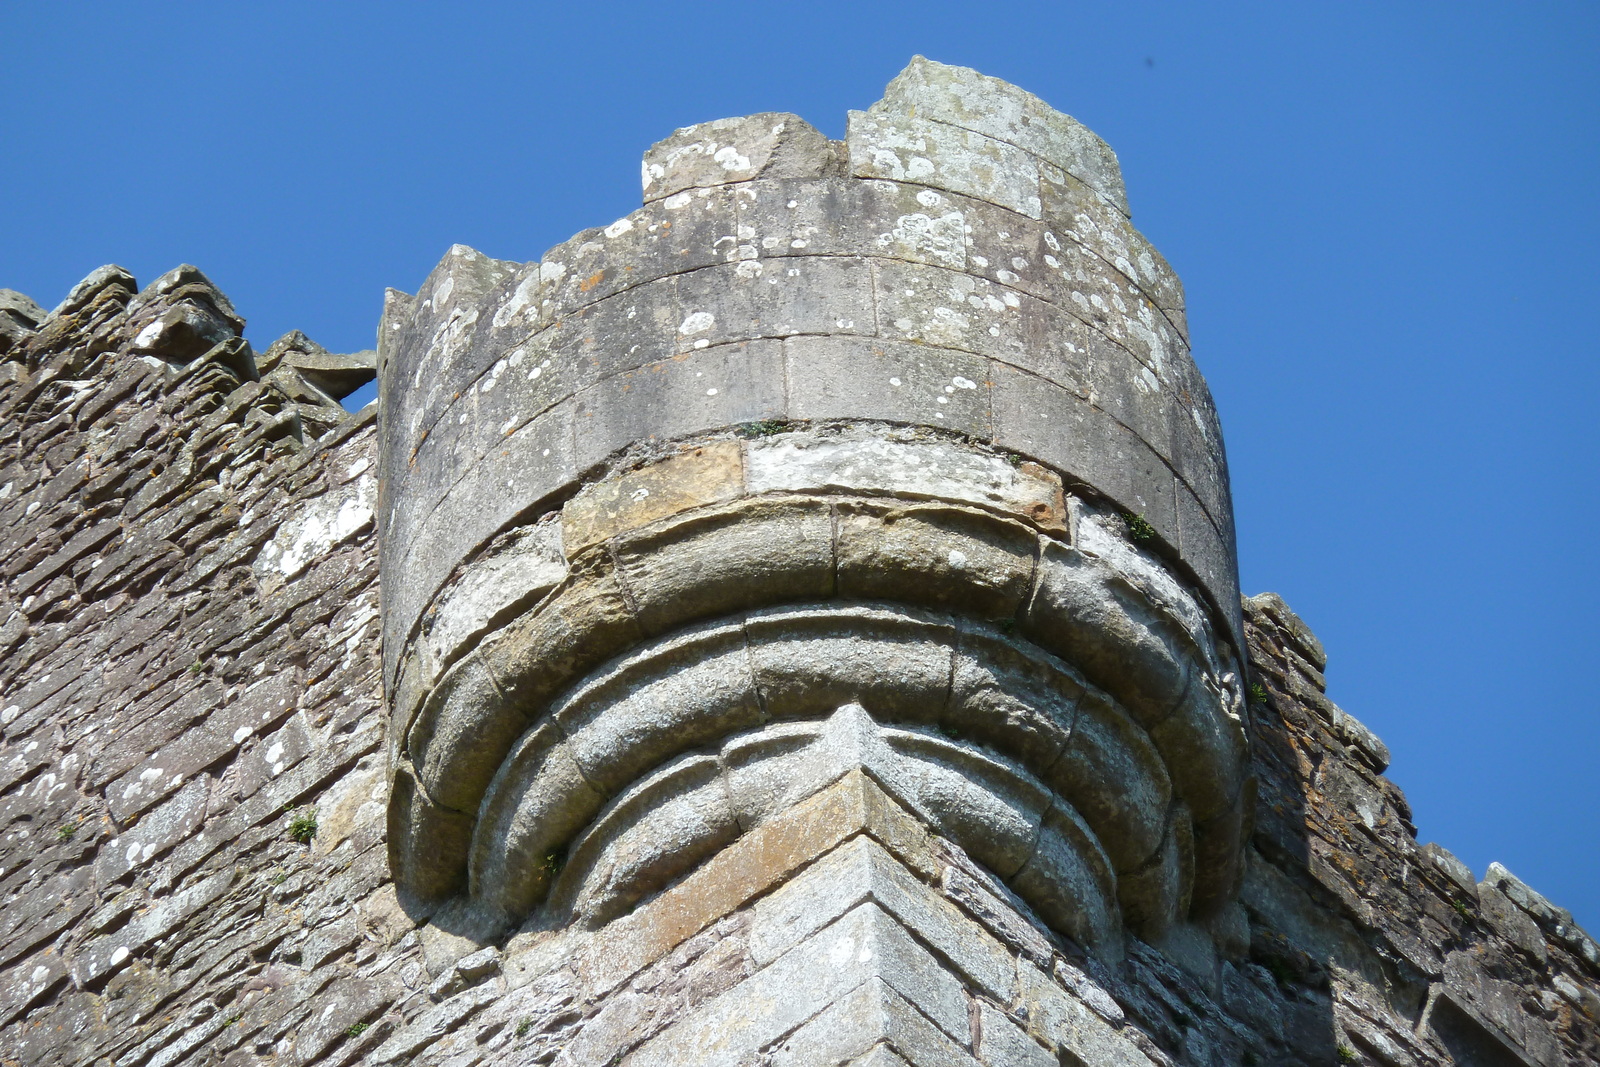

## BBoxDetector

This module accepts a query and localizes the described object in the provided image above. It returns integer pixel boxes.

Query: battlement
[0,57,1593,1067]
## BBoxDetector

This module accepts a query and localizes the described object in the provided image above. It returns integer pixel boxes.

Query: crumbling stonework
[1,58,1595,1067]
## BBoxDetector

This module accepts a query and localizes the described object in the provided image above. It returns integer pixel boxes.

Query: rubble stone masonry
[1,59,1595,1067]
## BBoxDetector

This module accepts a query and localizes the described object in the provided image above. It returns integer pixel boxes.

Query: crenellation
[0,56,1594,1067]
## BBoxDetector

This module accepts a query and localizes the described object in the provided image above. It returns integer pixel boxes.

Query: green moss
[287,809,318,844]
[542,846,566,877]
[1123,512,1157,543]
[734,420,788,438]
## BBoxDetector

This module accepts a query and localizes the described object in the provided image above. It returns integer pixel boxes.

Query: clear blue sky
[4,3,1596,929]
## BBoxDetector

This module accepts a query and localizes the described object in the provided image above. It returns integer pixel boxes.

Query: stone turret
[379,56,1253,1059]
[2,56,1595,1067]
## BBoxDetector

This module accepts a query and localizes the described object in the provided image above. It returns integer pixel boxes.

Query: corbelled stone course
[0,55,1594,1067]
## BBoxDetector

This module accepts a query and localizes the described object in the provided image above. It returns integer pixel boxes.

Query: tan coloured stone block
[560,440,744,553]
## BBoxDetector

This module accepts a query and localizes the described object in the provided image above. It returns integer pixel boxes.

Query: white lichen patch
[678,311,715,336]
[255,475,377,585]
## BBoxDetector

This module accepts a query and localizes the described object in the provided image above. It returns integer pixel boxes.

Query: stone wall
[1,59,1596,1067]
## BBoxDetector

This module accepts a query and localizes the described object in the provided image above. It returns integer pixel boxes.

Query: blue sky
[4,3,1596,929]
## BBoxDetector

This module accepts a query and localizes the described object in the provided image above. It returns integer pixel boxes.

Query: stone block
[673,255,877,348]
[407,652,513,812]
[483,552,644,728]
[574,773,876,995]
[784,334,992,438]
[976,1000,1054,1067]
[1018,956,1157,1065]
[538,186,736,316]
[848,107,1044,220]
[735,176,969,271]
[990,361,1179,544]
[1176,480,1241,647]
[876,730,1049,881]
[627,903,969,1067]
[876,56,1127,215]
[835,501,1037,620]
[388,762,474,903]
[871,256,1047,372]
[1047,686,1172,874]
[571,340,785,469]
[561,440,743,552]
[948,623,1079,772]
[771,978,982,1067]
[1023,541,1191,727]
[613,496,834,635]
[746,605,953,723]
[555,754,740,928]
[1039,166,1183,315]
[744,429,1066,531]
[751,834,1017,1003]
[557,626,763,795]
[423,518,567,676]
[386,399,577,687]
[642,113,833,203]
[472,723,605,918]
[721,721,839,828]
[1421,842,1480,900]
[1148,682,1247,825]
[95,777,209,885]
[1009,800,1121,957]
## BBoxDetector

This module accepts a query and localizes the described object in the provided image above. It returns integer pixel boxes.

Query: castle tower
[2,56,1593,1067]
[379,57,1253,1062]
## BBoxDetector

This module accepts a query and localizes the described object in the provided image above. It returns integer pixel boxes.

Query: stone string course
[1,58,1597,1067]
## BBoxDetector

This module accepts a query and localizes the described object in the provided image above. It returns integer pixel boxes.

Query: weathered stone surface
[1,55,1595,1067]
[642,112,833,203]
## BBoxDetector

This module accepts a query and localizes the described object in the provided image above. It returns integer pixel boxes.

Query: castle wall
[0,60,1596,1067]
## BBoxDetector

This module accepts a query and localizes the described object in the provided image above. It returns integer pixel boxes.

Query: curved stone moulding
[380,57,1252,964]
[385,432,1249,952]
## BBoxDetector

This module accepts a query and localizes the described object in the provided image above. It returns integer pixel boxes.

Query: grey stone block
[771,979,982,1067]
[614,497,834,635]
[976,1000,1055,1067]
[836,502,1037,620]
[674,255,877,347]
[572,340,785,469]
[642,112,832,203]
[744,429,1065,527]
[990,361,1178,543]
[784,334,991,438]
[848,107,1044,220]
[745,606,953,724]
[876,56,1128,216]
[539,186,736,317]
[627,902,969,1066]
